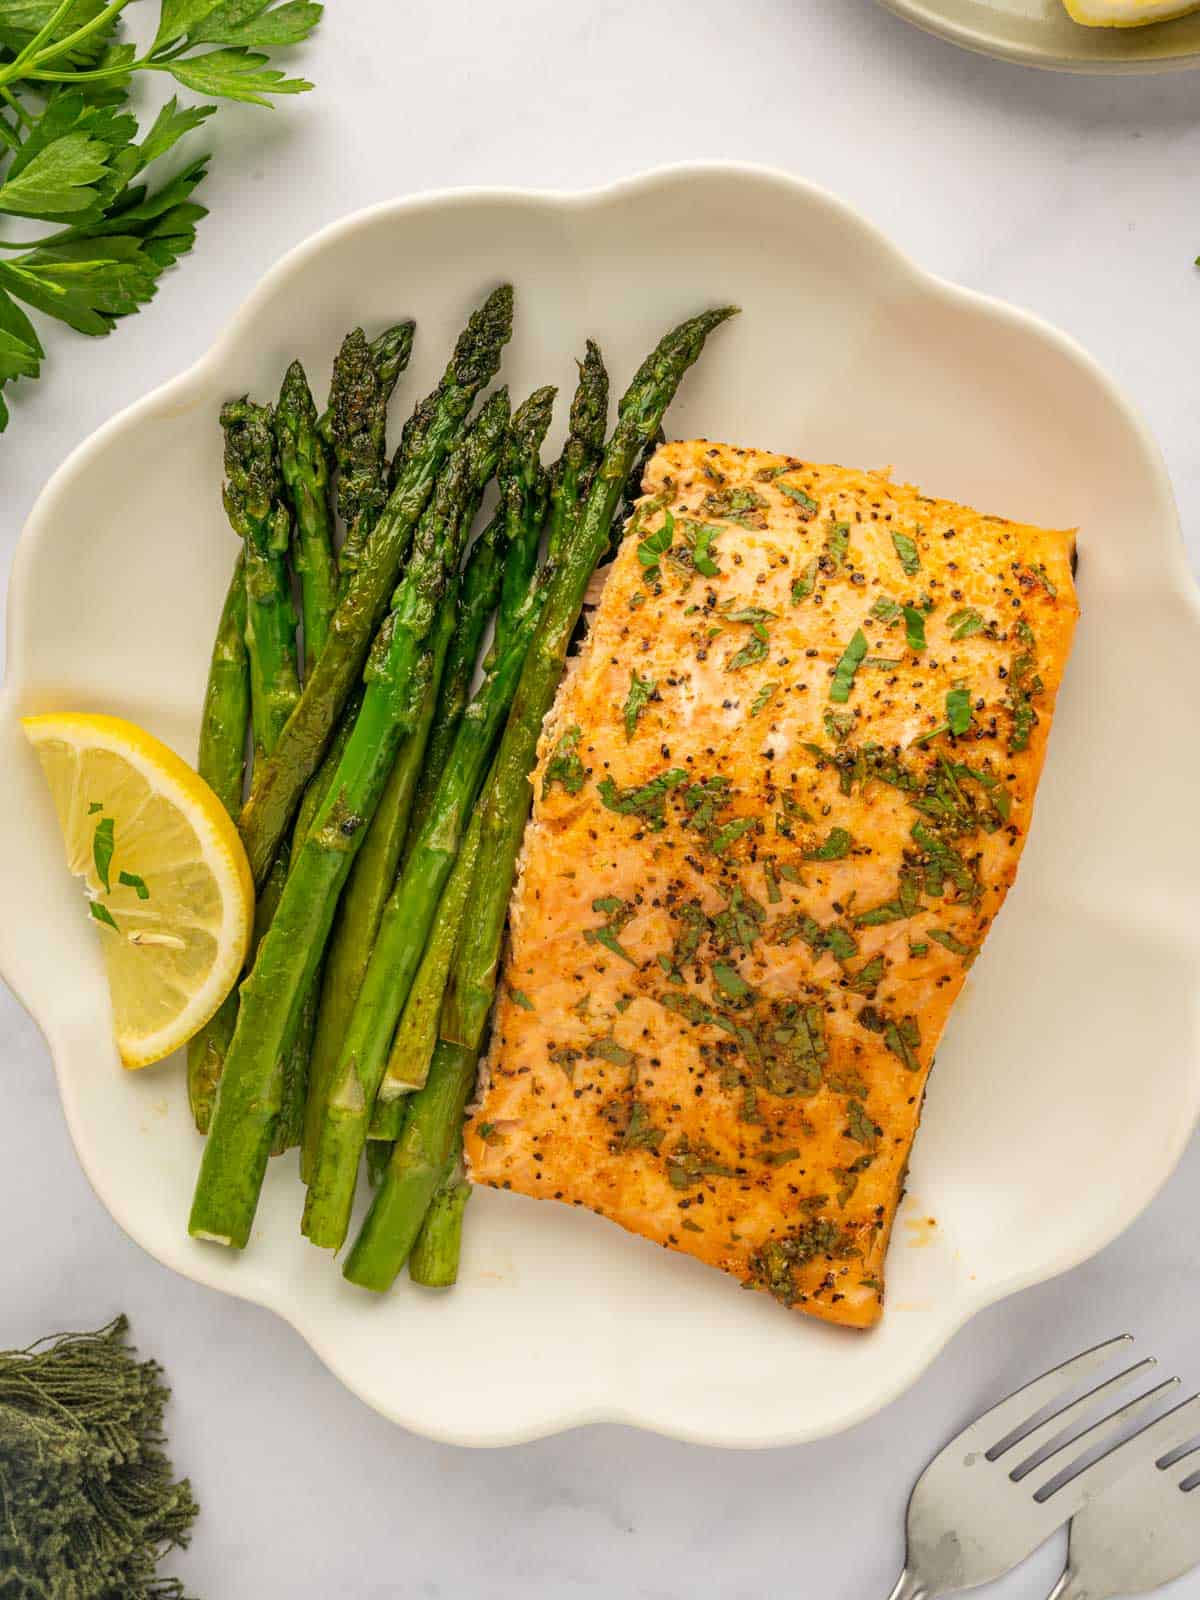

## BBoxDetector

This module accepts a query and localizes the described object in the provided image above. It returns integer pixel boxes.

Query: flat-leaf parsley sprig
[0,0,323,430]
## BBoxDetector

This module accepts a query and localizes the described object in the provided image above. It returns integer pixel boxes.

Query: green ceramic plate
[879,0,1200,71]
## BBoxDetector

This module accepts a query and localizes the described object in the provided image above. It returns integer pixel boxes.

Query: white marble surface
[4,3,1200,1595]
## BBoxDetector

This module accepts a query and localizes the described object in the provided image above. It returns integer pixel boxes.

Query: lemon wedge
[1063,0,1200,24]
[23,712,254,1068]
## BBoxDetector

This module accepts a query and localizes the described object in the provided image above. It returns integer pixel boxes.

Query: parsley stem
[149,40,196,64]
[0,0,139,88]
[0,87,32,132]
[23,56,153,84]
[6,0,76,73]
[33,0,138,66]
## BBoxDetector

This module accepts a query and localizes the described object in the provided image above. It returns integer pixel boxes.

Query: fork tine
[1033,1391,1200,1524]
[1023,1377,1180,1496]
[999,1360,1158,1475]
[946,1335,1134,1459]
[1163,1442,1200,1480]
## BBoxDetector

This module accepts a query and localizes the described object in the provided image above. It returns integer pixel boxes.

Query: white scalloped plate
[3,164,1198,1448]
[879,0,1200,71]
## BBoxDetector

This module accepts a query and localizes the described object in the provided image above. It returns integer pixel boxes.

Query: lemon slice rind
[1063,0,1200,26]
[22,712,254,1069]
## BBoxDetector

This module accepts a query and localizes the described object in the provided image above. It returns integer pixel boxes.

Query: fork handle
[887,1570,930,1600]
[1045,1571,1088,1600]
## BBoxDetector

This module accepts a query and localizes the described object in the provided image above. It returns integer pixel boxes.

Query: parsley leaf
[636,507,674,582]
[885,1016,922,1071]
[0,131,116,222]
[709,816,756,855]
[622,670,656,741]
[157,0,323,50]
[846,1100,879,1149]
[804,826,853,861]
[726,632,769,672]
[90,900,118,931]
[749,682,779,718]
[777,481,818,517]
[824,522,849,569]
[929,928,972,957]
[589,1035,636,1069]
[583,897,639,966]
[791,555,819,604]
[163,47,313,107]
[92,815,114,893]
[543,725,587,796]
[0,5,321,429]
[118,869,149,900]
[622,1102,664,1153]
[903,604,926,653]
[712,962,751,1000]
[598,769,688,832]
[947,607,984,640]
[829,628,867,703]
[891,531,921,576]
[683,518,721,578]
[946,687,972,736]
[848,955,885,995]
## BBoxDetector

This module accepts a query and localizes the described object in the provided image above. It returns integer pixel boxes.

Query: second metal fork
[889,1337,1200,1599]
[1046,1407,1200,1600]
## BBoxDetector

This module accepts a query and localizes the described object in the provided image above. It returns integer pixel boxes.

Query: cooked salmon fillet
[465,440,1078,1329]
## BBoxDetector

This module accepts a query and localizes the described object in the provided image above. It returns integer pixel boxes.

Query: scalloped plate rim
[3,161,1198,1448]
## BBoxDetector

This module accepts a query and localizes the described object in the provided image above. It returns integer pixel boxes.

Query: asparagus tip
[370,321,417,393]
[276,359,317,436]
[451,284,514,389]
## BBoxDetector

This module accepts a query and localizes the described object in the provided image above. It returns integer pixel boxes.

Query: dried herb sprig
[0,1313,199,1598]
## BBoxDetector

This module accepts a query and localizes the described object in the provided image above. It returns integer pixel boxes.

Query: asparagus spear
[371,804,483,1123]
[238,288,513,886]
[274,980,317,1156]
[405,382,555,842]
[546,340,608,563]
[405,510,505,839]
[303,541,547,1249]
[189,390,511,1250]
[221,399,300,768]
[299,585,459,1182]
[187,556,251,1130]
[190,407,299,1133]
[493,386,555,655]
[617,427,666,545]
[195,554,250,818]
[409,1136,471,1288]
[187,825,292,1134]
[365,1136,396,1191]
[270,697,361,1157]
[343,305,738,1291]
[275,361,338,675]
[324,323,415,593]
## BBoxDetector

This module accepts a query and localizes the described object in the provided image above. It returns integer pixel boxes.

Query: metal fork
[1046,1397,1200,1599]
[888,1337,1200,1599]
